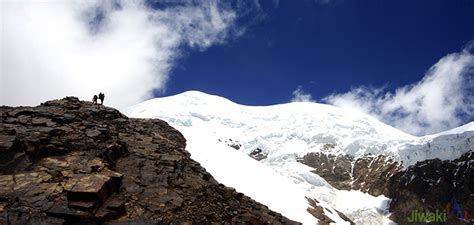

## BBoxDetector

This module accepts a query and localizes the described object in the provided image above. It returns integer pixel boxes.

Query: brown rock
[47,202,93,221]
[305,197,335,225]
[0,97,300,224]
[0,175,14,197]
[299,152,401,196]
[68,200,99,211]
[0,135,27,174]
[31,117,56,126]
[86,129,101,138]
[65,174,112,203]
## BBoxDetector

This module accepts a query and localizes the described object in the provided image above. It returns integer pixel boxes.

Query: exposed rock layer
[387,151,473,224]
[305,197,354,225]
[0,97,299,224]
[298,152,402,196]
[299,150,473,225]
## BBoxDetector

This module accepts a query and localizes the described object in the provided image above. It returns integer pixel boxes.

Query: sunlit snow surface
[125,91,474,224]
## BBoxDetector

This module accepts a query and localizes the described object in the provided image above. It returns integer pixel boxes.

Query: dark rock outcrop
[0,97,299,224]
[305,197,334,225]
[298,152,402,196]
[387,151,473,224]
[305,197,354,225]
[298,152,354,190]
[351,154,402,196]
[299,148,473,225]
[221,138,242,150]
[249,148,268,161]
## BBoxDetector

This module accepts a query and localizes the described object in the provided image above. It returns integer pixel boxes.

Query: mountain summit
[126,91,474,224]
[126,90,472,165]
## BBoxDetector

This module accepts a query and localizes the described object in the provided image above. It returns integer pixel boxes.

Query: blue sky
[165,0,474,105]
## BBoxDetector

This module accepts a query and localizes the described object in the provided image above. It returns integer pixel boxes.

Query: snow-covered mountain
[125,91,474,224]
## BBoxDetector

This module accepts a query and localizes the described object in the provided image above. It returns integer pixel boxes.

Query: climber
[92,95,98,104]
[98,92,105,105]
[451,197,464,219]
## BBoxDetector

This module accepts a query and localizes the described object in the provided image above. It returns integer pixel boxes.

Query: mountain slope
[0,97,299,224]
[126,91,474,224]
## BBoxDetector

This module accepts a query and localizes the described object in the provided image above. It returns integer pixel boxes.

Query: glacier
[124,91,473,224]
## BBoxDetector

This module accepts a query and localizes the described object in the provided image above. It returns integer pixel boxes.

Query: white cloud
[324,46,474,136]
[1,0,237,109]
[291,86,314,102]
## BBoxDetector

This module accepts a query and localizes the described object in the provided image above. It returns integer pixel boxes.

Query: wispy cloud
[324,45,474,135]
[1,0,239,109]
[291,86,314,102]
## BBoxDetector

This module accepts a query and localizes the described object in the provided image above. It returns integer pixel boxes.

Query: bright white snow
[178,127,320,224]
[124,91,474,224]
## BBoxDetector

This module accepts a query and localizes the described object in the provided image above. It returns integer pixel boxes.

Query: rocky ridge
[0,97,299,224]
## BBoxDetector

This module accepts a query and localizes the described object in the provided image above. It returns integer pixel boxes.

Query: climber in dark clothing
[98,92,105,105]
[451,197,464,219]
[92,95,98,104]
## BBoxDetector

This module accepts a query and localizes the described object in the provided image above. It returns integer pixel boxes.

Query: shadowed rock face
[0,97,300,225]
[298,152,402,196]
[387,152,474,224]
[299,150,473,225]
